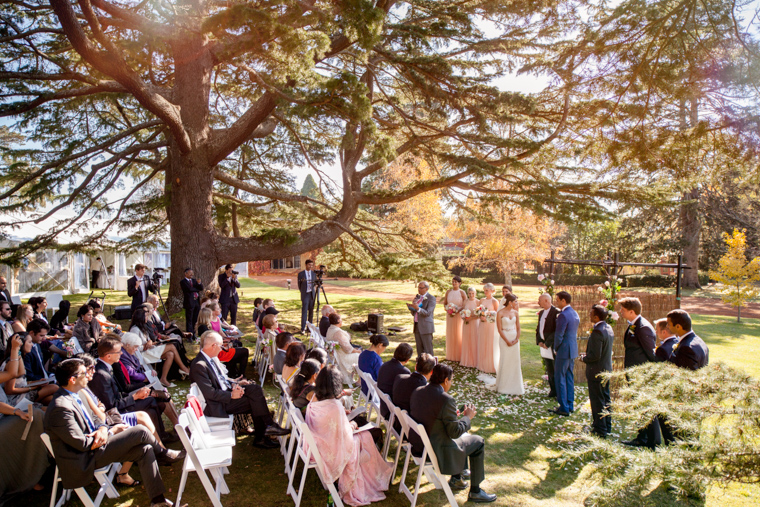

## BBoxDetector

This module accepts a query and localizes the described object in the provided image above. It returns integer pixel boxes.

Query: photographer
[180,268,204,335]
[297,260,319,334]
[218,264,241,325]
[127,264,156,312]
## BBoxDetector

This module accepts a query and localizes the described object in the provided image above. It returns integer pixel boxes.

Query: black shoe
[264,423,291,437]
[448,477,468,491]
[621,438,647,447]
[162,432,180,444]
[468,489,497,503]
[461,468,471,480]
[252,437,280,449]
[547,407,569,416]
[546,392,557,398]
[157,449,186,465]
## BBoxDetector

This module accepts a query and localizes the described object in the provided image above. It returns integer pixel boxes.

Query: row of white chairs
[306,322,355,388]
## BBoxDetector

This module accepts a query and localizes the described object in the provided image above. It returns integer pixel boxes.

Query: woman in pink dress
[459,287,480,368]
[306,365,392,506]
[476,283,500,373]
[442,276,466,361]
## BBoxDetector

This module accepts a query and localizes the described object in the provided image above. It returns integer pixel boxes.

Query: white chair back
[175,414,232,507]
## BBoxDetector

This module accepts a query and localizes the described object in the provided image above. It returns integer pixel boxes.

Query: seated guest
[273,332,294,375]
[196,307,249,379]
[358,334,389,394]
[44,358,184,507]
[319,305,334,338]
[89,337,178,442]
[49,300,72,335]
[130,307,190,388]
[261,313,279,356]
[200,290,218,310]
[654,318,678,362]
[189,331,289,449]
[120,332,155,386]
[393,353,435,414]
[72,304,100,353]
[409,364,496,503]
[146,294,188,339]
[23,319,54,381]
[305,347,328,368]
[305,365,392,505]
[88,299,122,335]
[666,309,709,370]
[326,314,361,383]
[251,298,263,326]
[3,332,58,405]
[282,342,306,382]
[29,296,49,324]
[0,301,13,357]
[288,358,322,413]
[0,334,48,496]
[257,299,278,329]
[12,304,33,334]
[207,302,241,340]
[377,343,413,419]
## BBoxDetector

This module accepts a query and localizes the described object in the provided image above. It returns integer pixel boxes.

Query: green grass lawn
[20,280,760,507]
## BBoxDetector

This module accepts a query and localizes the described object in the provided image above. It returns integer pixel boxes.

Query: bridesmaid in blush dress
[476,283,500,374]
[460,287,480,368]
[443,276,466,361]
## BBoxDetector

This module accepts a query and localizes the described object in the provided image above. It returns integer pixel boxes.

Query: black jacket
[582,321,614,380]
[127,276,156,311]
[90,360,138,413]
[536,306,560,349]
[180,278,204,309]
[655,336,678,362]
[189,353,232,419]
[377,358,410,419]
[623,315,657,368]
[668,332,709,370]
[297,269,316,296]
[319,316,330,338]
[392,372,427,413]
[218,273,240,306]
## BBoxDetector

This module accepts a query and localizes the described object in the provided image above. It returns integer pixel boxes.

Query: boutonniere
[628,324,636,333]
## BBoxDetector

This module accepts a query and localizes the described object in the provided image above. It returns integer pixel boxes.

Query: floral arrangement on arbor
[537,273,555,298]
[597,277,622,325]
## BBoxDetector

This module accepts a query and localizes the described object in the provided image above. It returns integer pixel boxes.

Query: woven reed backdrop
[552,286,680,384]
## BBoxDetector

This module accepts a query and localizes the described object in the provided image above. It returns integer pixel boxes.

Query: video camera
[232,270,239,275]
[314,264,327,286]
[152,267,166,284]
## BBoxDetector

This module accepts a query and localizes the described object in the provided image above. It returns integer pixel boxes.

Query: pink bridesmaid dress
[445,289,465,361]
[476,297,499,373]
[460,298,480,368]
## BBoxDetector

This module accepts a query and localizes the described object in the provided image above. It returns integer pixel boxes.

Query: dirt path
[254,275,760,318]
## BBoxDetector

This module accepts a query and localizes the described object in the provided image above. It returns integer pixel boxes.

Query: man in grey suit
[408,281,436,355]
[409,364,497,503]
[581,305,615,438]
[43,358,184,507]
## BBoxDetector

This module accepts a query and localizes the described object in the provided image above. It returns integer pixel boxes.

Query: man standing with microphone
[297,260,316,334]
[218,264,241,325]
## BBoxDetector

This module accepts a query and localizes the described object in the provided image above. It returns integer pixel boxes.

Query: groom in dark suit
[548,291,579,416]
[44,358,183,507]
[581,305,615,437]
[536,293,559,398]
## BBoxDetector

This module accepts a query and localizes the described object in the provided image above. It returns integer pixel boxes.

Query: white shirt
[136,276,147,301]
[201,351,230,391]
[305,270,313,292]
[538,309,549,341]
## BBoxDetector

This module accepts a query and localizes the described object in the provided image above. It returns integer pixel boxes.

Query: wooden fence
[553,286,680,384]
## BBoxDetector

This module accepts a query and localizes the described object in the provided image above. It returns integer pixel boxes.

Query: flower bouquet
[446,303,460,317]
[473,305,486,318]
[485,311,497,323]
[460,308,472,324]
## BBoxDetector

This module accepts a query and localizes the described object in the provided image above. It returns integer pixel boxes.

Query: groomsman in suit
[297,260,317,334]
[0,276,16,315]
[619,297,660,448]
[581,305,615,437]
[24,319,53,381]
[654,318,679,362]
[548,291,579,416]
[44,358,184,507]
[0,301,14,356]
[127,264,156,312]
[666,309,709,370]
[190,331,290,449]
[218,264,241,325]
[377,343,413,419]
[180,268,204,334]
[409,364,496,503]
[536,293,559,398]
[408,281,436,355]
[392,353,436,416]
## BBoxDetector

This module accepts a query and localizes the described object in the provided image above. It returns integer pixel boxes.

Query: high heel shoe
[116,473,141,488]
[179,370,189,380]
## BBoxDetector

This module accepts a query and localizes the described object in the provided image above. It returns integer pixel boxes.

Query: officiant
[536,293,559,399]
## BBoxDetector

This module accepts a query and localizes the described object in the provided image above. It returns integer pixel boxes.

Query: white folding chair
[189,383,234,429]
[283,403,306,478]
[287,421,344,507]
[184,399,236,448]
[397,411,460,507]
[375,389,403,462]
[257,346,270,386]
[175,414,233,507]
[40,433,121,507]
[306,321,325,349]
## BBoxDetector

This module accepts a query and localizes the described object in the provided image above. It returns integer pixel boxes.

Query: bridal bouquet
[460,308,472,323]
[445,303,460,317]
[485,310,497,323]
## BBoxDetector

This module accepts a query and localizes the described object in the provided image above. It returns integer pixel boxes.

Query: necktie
[74,395,96,432]
[35,345,47,378]
[209,358,231,390]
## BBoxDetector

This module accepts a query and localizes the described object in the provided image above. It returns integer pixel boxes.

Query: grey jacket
[410,293,436,335]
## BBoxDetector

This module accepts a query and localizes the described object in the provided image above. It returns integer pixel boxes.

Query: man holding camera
[180,268,204,335]
[297,259,317,334]
[218,264,241,325]
[127,264,156,312]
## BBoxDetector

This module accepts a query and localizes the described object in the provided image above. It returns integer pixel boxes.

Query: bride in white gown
[493,294,524,395]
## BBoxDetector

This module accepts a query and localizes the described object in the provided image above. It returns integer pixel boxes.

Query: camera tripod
[314,278,329,315]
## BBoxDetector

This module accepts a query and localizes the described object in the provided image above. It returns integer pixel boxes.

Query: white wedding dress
[494,315,524,395]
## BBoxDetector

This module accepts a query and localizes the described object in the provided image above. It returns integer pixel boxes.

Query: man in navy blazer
[24,319,53,381]
[667,309,709,371]
[548,291,579,416]
[377,343,413,419]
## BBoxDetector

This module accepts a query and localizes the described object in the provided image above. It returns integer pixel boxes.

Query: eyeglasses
[73,371,87,379]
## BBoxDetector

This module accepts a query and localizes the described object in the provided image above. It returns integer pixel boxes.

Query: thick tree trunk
[680,188,702,289]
